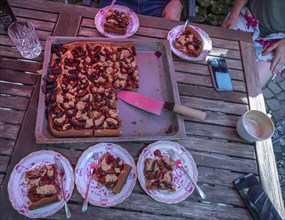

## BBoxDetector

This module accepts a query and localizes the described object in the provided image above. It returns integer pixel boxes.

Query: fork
[179,0,196,36]
[82,152,99,212]
[110,0,116,8]
[54,157,71,219]
[168,149,207,200]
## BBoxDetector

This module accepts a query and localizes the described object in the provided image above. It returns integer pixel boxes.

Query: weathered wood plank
[0,155,10,172]
[190,151,258,174]
[200,184,245,206]
[10,0,99,19]
[240,41,285,218]
[53,13,81,36]
[130,183,244,207]
[180,96,248,115]
[1,29,53,41]
[177,137,255,159]
[35,30,52,41]
[0,45,44,61]
[0,59,41,72]
[0,77,44,220]
[0,139,15,155]
[68,190,251,220]
[197,167,246,187]
[174,57,243,70]
[49,203,185,220]
[0,96,29,111]
[0,34,46,49]
[0,82,33,97]
[178,84,247,104]
[46,146,84,166]
[176,72,246,92]
[81,16,251,42]
[0,124,20,140]
[209,47,241,59]
[211,38,239,50]
[173,62,244,81]
[17,17,55,31]
[0,109,25,124]
[184,110,240,127]
[12,7,58,22]
[0,69,38,85]
[78,26,102,37]
[185,121,244,142]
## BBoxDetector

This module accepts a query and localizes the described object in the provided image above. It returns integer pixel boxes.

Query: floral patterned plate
[167,24,212,61]
[95,5,139,39]
[7,150,74,218]
[75,143,137,207]
[137,141,198,204]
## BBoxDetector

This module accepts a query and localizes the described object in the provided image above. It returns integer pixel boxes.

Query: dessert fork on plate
[82,152,99,212]
[110,0,116,8]
[168,149,206,200]
[54,157,71,219]
[179,0,196,35]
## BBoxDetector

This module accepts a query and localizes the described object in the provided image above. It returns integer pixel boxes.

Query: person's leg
[257,61,273,87]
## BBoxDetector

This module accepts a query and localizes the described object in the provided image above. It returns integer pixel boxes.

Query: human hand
[263,39,285,74]
[221,12,239,29]
[221,0,248,29]
[162,0,183,21]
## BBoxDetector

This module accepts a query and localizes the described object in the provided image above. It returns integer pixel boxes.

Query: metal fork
[179,0,196,36]
[110,0,117,8]
[54,157,71,219]
[168,149,207,200]
[82,152,99,212]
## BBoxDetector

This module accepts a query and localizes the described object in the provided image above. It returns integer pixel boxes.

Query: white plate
[137,141,198,204]
[95,5,139,39]
[7,150,74,218]
[167,24,212,61]
[75,143,137,207]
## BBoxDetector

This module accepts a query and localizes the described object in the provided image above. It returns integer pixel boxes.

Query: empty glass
[8,21,42,59]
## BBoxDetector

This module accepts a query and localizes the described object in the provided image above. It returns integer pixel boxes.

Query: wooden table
[0,0,284,219]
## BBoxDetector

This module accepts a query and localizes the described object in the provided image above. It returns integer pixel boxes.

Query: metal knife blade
[117,90,164,115]
[117,91,206,121]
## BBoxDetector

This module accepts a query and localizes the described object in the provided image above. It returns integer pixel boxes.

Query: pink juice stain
[244,119,264,138]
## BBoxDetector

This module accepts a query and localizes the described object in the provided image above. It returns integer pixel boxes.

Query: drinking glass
[8,21,42,59]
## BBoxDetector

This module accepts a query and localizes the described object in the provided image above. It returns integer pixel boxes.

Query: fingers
[271,55,284,74]
[262,43,277,55]
[221,22,229,29]
[221,20,231,29]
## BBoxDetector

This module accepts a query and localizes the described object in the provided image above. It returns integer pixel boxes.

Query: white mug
[236,110,275,142]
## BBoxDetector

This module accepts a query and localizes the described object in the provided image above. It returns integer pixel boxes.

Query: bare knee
[257,61,273,87]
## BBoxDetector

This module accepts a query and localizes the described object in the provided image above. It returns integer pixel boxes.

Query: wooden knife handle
[173,104,206,121]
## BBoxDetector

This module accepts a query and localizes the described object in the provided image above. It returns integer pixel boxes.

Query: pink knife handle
[173,104,206,121]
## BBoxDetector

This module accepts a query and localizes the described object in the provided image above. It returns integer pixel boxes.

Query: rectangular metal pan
[35,37,186,144]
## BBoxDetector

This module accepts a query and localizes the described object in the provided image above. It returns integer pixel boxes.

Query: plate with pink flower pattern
[137,141,198,204]
[167,24,212,61]
[95,5,139,39]
[75,143,137,207]
[7,150,74,218]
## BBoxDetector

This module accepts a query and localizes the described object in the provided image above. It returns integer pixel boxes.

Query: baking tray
[35,37,186,144]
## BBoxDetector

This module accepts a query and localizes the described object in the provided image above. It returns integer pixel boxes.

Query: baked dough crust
[104,22,126,35]
[28,194,61,211]
[174,25,203,57]
[45,41,138,137]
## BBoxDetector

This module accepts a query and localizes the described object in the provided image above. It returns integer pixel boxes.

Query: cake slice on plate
[103,9,130,35]
[25,164,61,210]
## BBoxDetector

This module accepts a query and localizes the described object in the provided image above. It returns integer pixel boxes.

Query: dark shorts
[99,0,171,17]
